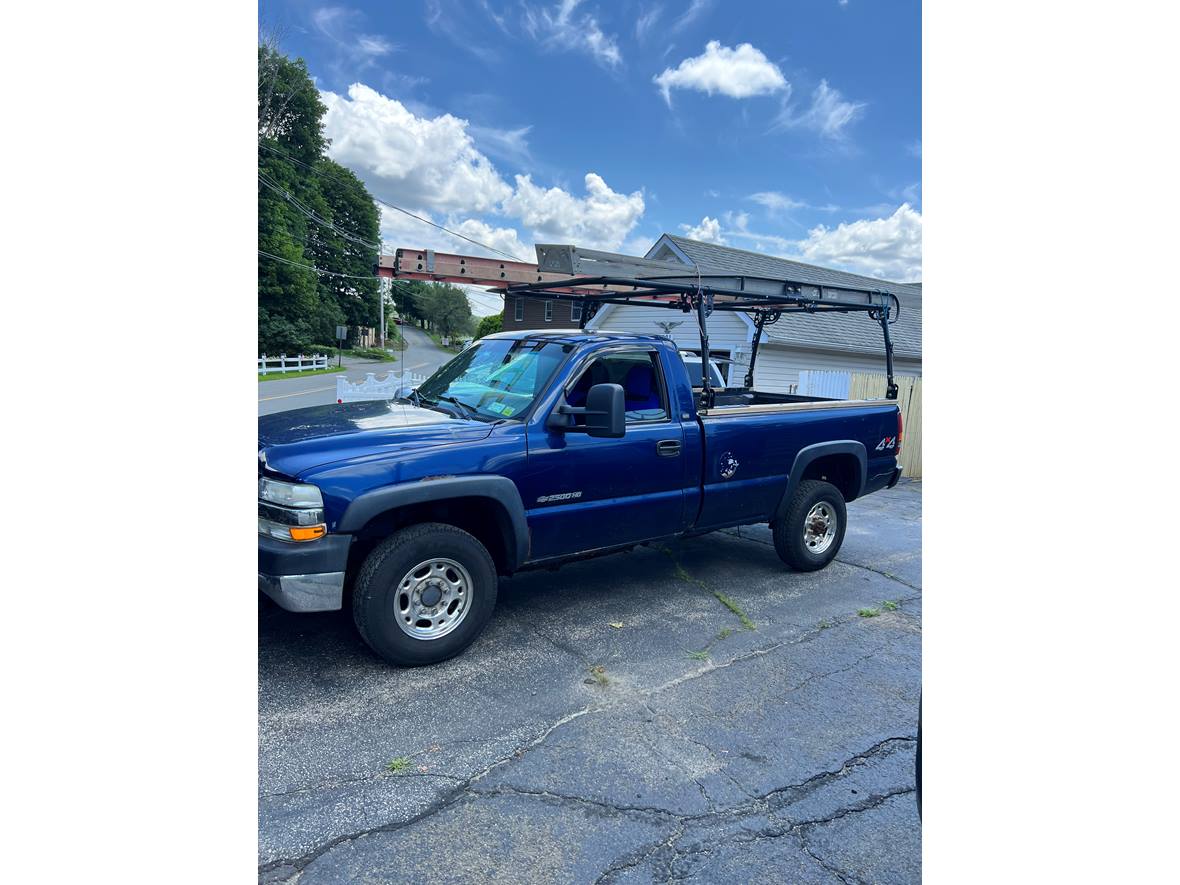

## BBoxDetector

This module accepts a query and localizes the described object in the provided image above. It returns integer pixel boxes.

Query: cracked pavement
[259,480,921,883]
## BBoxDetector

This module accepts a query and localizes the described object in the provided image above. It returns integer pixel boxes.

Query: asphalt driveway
[259,481,922,884]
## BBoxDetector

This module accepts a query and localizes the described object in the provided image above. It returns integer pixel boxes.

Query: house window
[514,298,524,322]
[544,301,553,322]
[571,302,583,322]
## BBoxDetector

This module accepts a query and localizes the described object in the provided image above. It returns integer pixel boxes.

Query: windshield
[415,338,569,421]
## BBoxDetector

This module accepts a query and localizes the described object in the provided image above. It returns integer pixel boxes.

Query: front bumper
[258,532,353,612]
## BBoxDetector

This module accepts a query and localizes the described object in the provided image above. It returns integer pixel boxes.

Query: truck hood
[258,401,494,477]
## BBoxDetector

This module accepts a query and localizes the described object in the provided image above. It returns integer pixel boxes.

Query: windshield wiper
[435,395,482,419]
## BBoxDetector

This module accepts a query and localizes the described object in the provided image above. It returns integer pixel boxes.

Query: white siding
[587,303,921,393]
[754,346,922,393]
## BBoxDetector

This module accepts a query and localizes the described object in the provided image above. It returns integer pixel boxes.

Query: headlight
[258,477,324,509]
[258,478,326,542]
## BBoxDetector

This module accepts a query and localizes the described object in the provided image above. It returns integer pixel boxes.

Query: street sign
[335,325,347,340]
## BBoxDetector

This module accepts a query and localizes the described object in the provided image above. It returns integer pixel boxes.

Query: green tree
[257,40,381,354]
[421,284,474,340]
[474,313,503,339]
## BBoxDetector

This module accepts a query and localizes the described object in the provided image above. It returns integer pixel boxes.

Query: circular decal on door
[719,452,740,480]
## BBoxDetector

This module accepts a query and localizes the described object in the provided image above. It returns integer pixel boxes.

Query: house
[502,290,584,332]
[583,234,922,393]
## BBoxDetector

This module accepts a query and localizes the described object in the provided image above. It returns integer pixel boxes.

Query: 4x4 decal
[875,436,897,451]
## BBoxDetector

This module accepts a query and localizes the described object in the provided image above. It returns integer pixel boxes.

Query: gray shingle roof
[651,235,922,359]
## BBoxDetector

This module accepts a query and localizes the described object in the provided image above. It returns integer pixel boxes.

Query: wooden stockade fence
[848,372,922,479]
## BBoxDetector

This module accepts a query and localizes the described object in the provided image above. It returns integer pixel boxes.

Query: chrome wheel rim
[803,501,838,555]
[394,557,473,640]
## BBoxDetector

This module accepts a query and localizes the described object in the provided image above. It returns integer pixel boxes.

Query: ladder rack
[378,244,902,404]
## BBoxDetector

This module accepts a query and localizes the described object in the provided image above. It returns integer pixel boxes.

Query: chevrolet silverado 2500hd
[259,330,903,666]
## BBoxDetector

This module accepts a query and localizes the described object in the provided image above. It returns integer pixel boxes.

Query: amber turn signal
[288,524,327,542]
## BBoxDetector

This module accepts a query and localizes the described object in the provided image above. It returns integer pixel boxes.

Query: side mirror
[548,382,625,438]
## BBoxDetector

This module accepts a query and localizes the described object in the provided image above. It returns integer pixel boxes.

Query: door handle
[656,439,681,457]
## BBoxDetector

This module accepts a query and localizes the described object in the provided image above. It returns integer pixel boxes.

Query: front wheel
[352,522,498,666]
[772,480,848,571]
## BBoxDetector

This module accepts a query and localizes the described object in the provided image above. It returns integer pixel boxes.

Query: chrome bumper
[258,571,346,612]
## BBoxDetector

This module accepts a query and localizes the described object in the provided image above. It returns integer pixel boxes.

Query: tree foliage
[474,313,503,339]
[393,281,475,339]
[258,42,380,354]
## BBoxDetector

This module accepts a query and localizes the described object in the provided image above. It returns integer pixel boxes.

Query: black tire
[772,480,848,571]
[352,522,498,667]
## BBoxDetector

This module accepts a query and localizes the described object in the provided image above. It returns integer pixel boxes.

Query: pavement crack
[718,529,921,592]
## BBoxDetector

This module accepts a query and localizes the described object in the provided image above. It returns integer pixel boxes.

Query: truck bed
[702,389,891,415]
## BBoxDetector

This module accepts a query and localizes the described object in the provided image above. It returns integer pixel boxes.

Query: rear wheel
[352,522,498,666]
[772,480,847,571]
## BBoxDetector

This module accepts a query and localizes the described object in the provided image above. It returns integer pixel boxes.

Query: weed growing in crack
[717,627,733,640]
[386,756,412,774]
[882,600,899,611]
[687,649,710,661]
[858,608,880,618]
[714,591,756,630]
[818,618,834,629]
[659,546,756,631]
[588,665,609,686]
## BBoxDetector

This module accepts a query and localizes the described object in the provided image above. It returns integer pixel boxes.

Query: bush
[475,313,503,339]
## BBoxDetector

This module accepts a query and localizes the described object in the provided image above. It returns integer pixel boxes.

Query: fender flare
[337,475,530,572]
[775,441,868,519]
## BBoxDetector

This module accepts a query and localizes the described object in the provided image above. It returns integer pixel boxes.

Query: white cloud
[522,1,622,68]
[749,191,806,213]
[680,216,726,244]
[503,172,645,251]
[322,84,513,215]
[671,0,713,32]
[635,4,663,42]
[775,79,866,140]
[654,41,787,106]
[312,7,396,57]
[793,204,923,280]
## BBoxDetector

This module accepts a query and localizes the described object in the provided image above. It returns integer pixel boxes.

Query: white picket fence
[336,371,427,403]
[258,353,329,374]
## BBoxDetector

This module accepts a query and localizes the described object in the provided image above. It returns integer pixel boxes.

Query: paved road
[258,325,455,416]
[259,482,922,884]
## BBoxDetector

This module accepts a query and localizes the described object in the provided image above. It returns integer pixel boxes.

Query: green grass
[660,547,756,630]
[345,347,398,362]
[588,665,609,686]
[386,756,412,774]
[858,608,880,618]
[716,627,733,640]
[881,600,899,611]
[686,649,710,661]
[818,618,834,629]
[258,365,347,382]
[713,591,756,631]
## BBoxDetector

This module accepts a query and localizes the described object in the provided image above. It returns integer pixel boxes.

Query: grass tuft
[386,756,412,774]
[881,600,899,611]
[686,649,710,661]
[588,665,609,686]
[858,608,880,618]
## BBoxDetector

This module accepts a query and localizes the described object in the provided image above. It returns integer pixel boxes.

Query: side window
[514,298,524,322]
[571,301,583,323]
[544,301,553,322]
[565,351,668,423]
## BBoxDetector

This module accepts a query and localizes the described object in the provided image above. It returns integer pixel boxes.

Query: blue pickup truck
[259,330,903,666]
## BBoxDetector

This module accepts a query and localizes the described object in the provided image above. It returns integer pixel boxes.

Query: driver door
[521,348,689,560]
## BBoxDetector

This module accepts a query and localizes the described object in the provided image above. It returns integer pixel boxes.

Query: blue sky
[263,0,922,308]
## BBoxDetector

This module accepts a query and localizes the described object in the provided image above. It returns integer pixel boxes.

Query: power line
[258,172,381,250]
[259,140,530,263]
[257,250,431,293]
[259,249,382,281]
